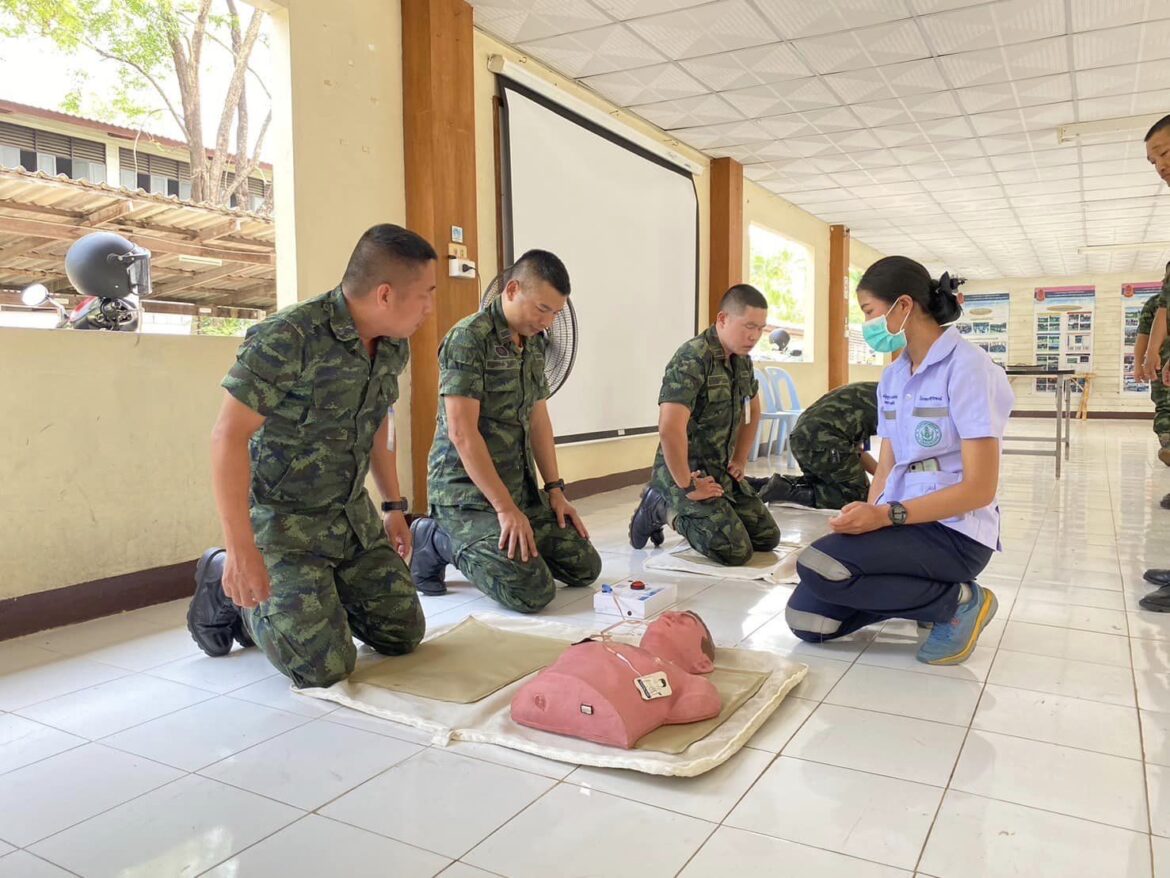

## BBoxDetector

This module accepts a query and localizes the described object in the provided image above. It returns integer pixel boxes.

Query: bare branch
[209,7,263,203]
[176,10,271,99]
[223,109,271,202]
[86,42,187,137]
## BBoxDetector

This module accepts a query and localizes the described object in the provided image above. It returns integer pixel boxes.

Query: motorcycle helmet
[64,231,152,300]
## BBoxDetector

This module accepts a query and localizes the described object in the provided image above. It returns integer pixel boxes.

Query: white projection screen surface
[500,81,699,443]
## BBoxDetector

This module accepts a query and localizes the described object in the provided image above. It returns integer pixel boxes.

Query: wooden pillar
[402,0,480,512]
[709,157,743,323]
[828,223,851,390]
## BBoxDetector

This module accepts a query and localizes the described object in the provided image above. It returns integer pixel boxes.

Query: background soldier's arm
[860,450,879,476]
[659,402,695,488]
[210,392,271,607]
[529,399,561,487]
[370,414,404,503]
[1151,308,1168,373]
[867,440,895,504]
[729,394,761,472]
[1135,332,1150,381]
[445,395,517,513]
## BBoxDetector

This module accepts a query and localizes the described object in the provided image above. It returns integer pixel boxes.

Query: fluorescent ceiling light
[1057,113,1165,144]
[1077,242,1170,254]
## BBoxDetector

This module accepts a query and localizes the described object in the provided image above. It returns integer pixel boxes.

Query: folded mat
[297,614,807,777]
[349,617,566,703]
[644,542,800,584]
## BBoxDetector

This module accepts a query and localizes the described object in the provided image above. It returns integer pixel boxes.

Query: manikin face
[502,277,566,338]
[716,306,768,356]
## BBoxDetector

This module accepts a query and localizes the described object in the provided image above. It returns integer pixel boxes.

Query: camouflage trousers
[652,467,781,566]
[788,433,870,510]
[242,529,425,689]
[433,504,602,613]
[1153,376,1170,440]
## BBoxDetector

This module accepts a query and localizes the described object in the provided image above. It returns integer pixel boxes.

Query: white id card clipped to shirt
[743,396,752,425]
[386,406,396,452]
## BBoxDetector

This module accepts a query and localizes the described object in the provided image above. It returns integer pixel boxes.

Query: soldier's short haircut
[1146,114,1170,142]
[343,224,437,295]
[719,283,768,315]
[510,249,571,296]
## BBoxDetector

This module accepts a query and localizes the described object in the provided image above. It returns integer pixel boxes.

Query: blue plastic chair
[765,367,803,469]
[749,368,786,462]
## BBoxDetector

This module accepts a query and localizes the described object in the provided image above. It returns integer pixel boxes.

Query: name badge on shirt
[386,406,396,452]
[743,397,751,425]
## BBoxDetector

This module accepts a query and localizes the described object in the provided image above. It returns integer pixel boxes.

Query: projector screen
[499,80,699,444]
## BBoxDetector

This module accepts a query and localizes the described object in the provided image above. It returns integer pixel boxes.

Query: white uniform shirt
[876,326,1015,551]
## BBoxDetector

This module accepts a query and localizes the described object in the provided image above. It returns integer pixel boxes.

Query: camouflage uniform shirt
[222,285,409,558]
[427,296,550,511]
[1139,288,1170,359]
[653,325,759,491]
[792,381,879,449]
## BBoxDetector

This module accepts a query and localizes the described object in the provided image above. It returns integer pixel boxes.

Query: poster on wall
[1122,281,1163,394]
[955,292,1010,366]
[1033,286,1095,393]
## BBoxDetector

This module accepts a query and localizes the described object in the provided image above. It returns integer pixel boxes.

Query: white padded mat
[297,615,807,777]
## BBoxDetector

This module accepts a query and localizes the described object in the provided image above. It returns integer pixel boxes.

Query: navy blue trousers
[787,523,994,642]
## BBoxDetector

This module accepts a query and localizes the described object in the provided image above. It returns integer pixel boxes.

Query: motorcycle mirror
[20,283,50,307]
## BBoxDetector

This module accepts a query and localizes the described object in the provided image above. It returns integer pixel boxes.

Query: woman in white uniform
[786,256,1014,665]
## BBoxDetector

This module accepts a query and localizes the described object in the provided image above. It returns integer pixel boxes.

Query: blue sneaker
[916,583,998,666]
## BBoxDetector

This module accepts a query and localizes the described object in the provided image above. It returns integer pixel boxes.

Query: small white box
[593,579,678,619]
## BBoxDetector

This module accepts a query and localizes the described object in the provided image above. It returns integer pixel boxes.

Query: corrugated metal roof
[0,167,275,311]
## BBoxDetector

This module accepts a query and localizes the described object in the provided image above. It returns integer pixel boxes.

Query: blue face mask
[862,298,911,353]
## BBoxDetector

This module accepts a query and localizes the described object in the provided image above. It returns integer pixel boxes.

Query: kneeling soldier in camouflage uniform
[628,284,781,565]
[411,250,602,612]
[747,381,879,510]
[186,225,436,689]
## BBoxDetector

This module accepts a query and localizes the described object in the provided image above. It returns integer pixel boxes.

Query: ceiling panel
[472,0,1170,278]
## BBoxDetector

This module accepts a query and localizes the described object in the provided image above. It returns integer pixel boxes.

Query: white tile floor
[0,419,1167,876]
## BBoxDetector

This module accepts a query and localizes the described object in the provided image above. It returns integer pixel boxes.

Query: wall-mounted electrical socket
[448,242,468,259]
[449,258,476,279]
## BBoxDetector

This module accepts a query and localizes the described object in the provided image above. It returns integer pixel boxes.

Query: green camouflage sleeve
[534,342,551,402]
[439,327,485,400]
[658,348,706,409]
[1139,295,1159,335]
[748,362,760,399]
[221,318,306,416]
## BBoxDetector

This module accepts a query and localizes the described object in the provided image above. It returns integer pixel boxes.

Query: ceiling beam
[0,215,273,266]
[81,201,138,227]
[0,290,266,317]
[148,264,242,298]
[0,238,48,262]
[195,218,242,242]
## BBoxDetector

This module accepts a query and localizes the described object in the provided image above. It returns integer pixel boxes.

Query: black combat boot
[411,517,454,596]
[1140,585,1170,612]
[758,474,816,507]
[629,485,667,549]
[743,475,770,492]
[187,548,241,657]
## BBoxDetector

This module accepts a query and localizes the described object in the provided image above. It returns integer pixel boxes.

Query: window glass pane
[748,223,814,363]
[848,266,882,366]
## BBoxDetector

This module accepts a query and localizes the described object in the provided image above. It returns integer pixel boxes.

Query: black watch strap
[543,479,566,493]
[381,498,409,513]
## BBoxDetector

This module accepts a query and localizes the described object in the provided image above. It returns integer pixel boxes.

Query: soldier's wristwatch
[888,502,908,526]
[381,498,409,513]
[543,479,566,494]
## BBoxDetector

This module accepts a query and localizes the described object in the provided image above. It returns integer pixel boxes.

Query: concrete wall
[965,271,1164,415]
[0,330,240,601]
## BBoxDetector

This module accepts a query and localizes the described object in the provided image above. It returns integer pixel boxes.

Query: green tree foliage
[0,0,270,210]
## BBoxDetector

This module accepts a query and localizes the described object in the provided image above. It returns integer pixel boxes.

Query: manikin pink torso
[510,612,720,749]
